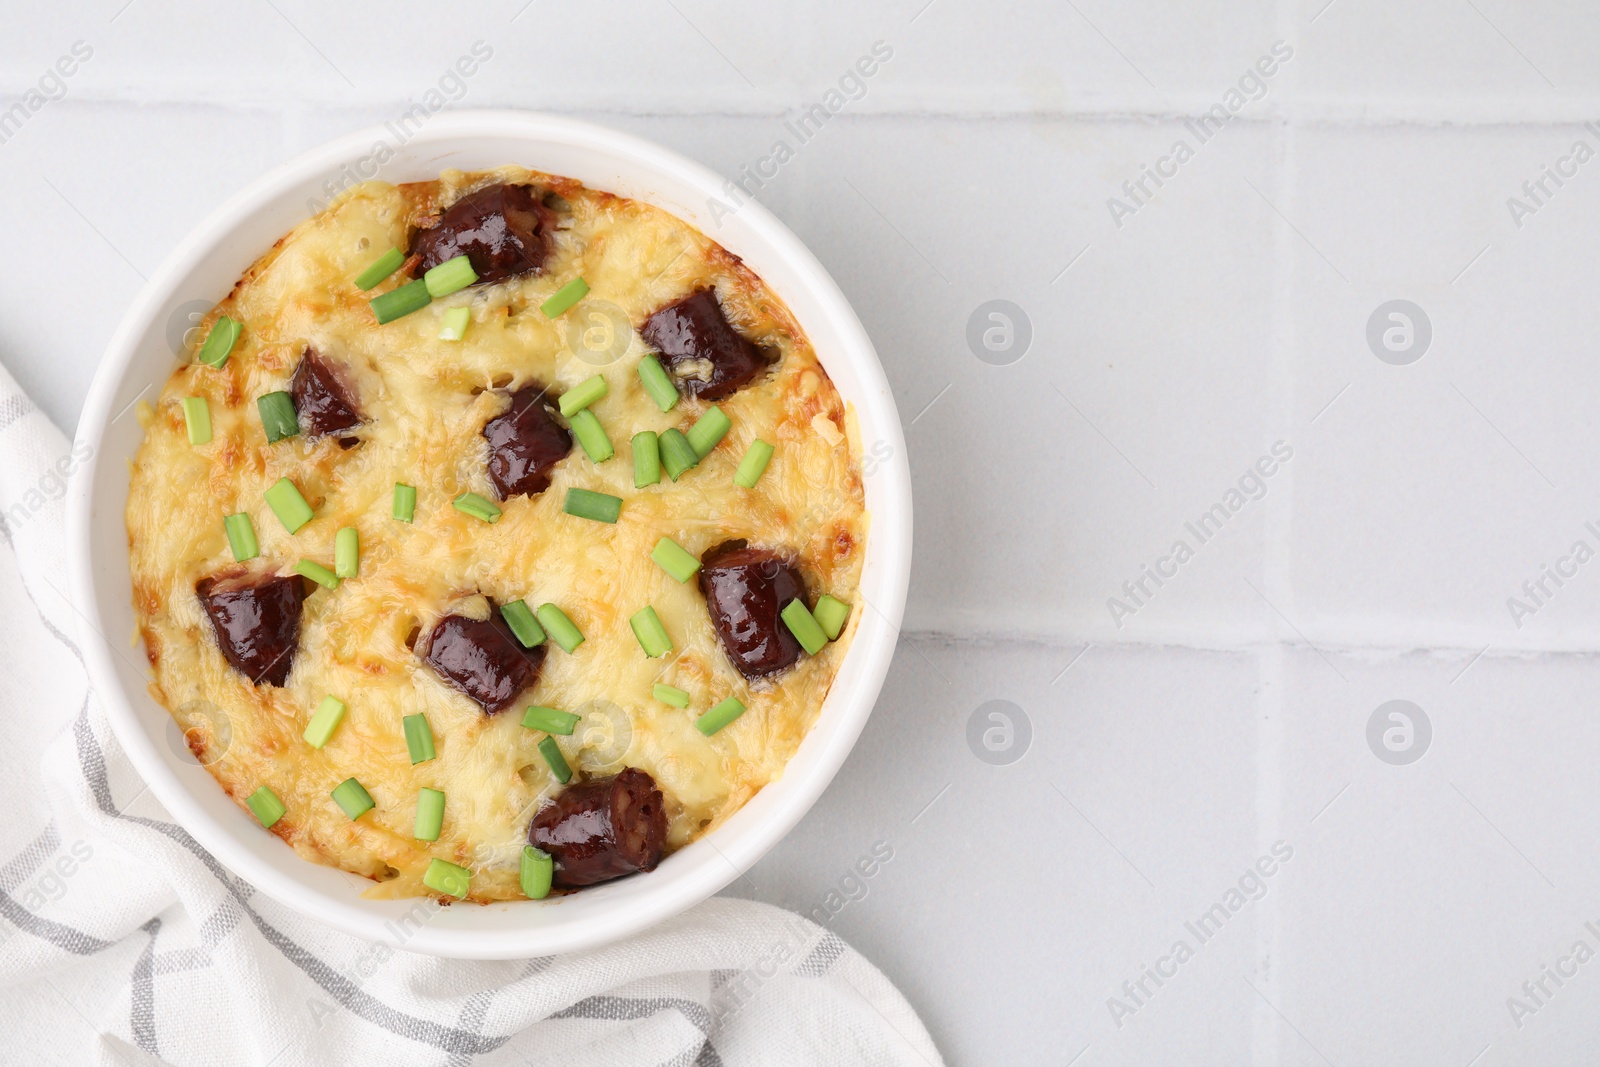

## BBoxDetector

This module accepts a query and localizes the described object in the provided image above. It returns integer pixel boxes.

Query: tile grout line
[1252,642,1290,1067]
[1253,4,1297,1063]
[23,93,1600,126]
[896,624,1600,662]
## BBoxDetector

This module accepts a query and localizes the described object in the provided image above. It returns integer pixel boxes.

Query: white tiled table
[8,1,1600,1063]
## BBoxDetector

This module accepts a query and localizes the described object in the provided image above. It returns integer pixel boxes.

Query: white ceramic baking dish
[66,111,911,958]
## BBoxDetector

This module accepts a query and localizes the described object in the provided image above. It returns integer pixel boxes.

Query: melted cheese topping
[126,167,866,901]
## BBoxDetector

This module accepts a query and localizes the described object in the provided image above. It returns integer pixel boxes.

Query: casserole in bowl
[67,112,910,957]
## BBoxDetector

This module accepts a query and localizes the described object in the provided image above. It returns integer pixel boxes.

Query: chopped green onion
[196,315,241,368]
[630,606,672,658]
[453,491,502,523]
[295,559,339,590]
[331,777,374,820]
[696,696,747,736]
[414,788,445,842]
[638,355,679,412]
[422,857,470,898]
[521,705,579,735]
[734,439,774,488]
[334,527,359,579]
[536,604,584,652]
[541,276,589,319]
[781,598,827,655]
[354,247,405,290]
[558,374,608,417]
[264,478,313,533]
[393,483,417,522]
[424,254,478,298]
[180,397,211,445]
[245,786,285,828]
[813,595,851,640]
[302,695,347,749]
[569,409,614,463]
[563,487,621,524]
[659,429,698,481]
[538,735,572,783]
[403,713,436,764]
[521,845,553,899]
[500,600,545,647]
[223,513,258,562]
[438,305,470,341]
[651,537,700,583]
[686,405,731,458]
[257,391,299,443]
[633,431,660,487]
[369,279,432,324]
[653,683,691,708]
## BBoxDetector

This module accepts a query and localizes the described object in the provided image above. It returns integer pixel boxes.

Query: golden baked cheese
[126,166,865,901]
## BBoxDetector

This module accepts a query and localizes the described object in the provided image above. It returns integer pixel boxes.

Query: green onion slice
[414,788,445,842]
[653,683,691,708]
[569,409,614,463]
[223,513,258,562]
[538,735,572,783]
[651,538,701,583]
[686,405,731,458]
[630,606,672,658]
[541,276,589,319]
[521,705,580,735]
[536,604,584,652]
[264,478,313,533]
[393,483,417,522]
[633,431,661,487]
[558,374,608,417]
[439,305,470,341]
[734,439,774,488]
[196,315,241,368]
[257,391,299,443]
[521,845,553,899]
[696,696,747,736]
[403,713,436,764]
[302,695,347,749]
[781,599,827,655]
[813,595,851,641]
[369,279,432,324]
[423,857,470,898]
[294,558,339,590]
[638,355,679,412]
[658,429,698,481]
[424,254,478,298]
[245,786,285,828]
[452,491,502,523]
[354,247,405,290]
[181,397,211,445]
[563,487,621,524]
[500,600,546,647]
[334,527,359,579]
[331,777,374,820]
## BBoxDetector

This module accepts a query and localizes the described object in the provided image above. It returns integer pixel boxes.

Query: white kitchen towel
[0,361,943,1067]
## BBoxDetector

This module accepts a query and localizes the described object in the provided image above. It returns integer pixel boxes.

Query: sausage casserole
[127,167,866,901]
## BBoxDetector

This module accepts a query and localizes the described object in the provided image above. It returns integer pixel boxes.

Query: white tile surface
[1275,645,1600,1067]
[11,0,1600,1062]
[730,638,1268,1067]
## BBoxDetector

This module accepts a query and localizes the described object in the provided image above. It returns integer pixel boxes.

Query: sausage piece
[420,608,546,714]
[698,539,806,680]
[482,385,572,499]
[408,183,554,284]
[527,768,668,888]
[197,573,307,687]
[290,348,362,438]
[640,289,771,400]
